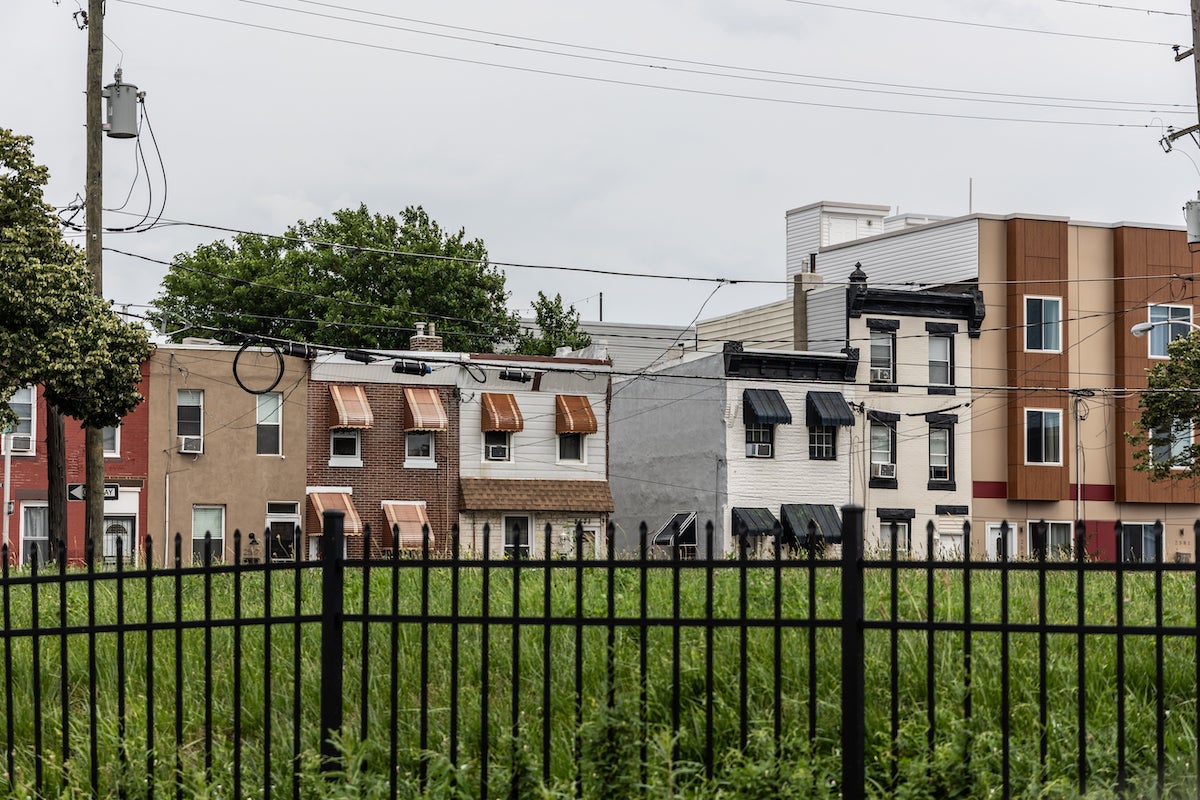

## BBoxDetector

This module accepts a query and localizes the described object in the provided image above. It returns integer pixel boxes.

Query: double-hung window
[484,430,511,461]
[256,393,282,455]
[5,386,35,455]
[808,425,836,460]
[926,322,957,394]
[1148,304,1193,358]
[1150,420,1191,468]
[102,425,120,457]
[926,412,957,488]
[191,505,225,565]
[177,389,204,454]
[1024,296,1062,352]
[869,412,899,486]
[867,319,899,389]
[745,423,774,458]
[558,432,584,462]
[1025,409,1063,465]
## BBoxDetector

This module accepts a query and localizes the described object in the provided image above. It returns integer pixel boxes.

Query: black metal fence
[0,508,1198,798]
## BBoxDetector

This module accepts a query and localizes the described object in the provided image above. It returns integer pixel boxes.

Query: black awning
[743,389,792,426]
[652,512,697,547]
[780,504,843,546]
[806,391,855,427]
[731,507,780,537]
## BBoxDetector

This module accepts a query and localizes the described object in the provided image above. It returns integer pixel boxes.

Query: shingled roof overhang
[460,478,615,513]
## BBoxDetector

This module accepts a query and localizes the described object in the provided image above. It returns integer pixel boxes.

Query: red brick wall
[306,381,460,557]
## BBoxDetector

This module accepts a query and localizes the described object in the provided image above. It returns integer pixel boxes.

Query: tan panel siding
[698,300,794,350]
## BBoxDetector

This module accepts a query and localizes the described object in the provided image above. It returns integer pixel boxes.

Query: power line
[109,0,1167,128]
[1048,0,1186,17]
[782,0,1182,47]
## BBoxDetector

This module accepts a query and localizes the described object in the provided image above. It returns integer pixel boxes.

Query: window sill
[328,458,363,468]
[868,383,898,393]
[808,454,837,462]
[928,481,957,491]
[869,477,898,490]
[927,386,956,396]
[404,460,438,470]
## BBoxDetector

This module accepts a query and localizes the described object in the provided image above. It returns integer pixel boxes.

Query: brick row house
[2,364,151,566]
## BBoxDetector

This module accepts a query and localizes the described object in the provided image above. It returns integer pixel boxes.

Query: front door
[986,522,1018,561]
[103,515,137,565]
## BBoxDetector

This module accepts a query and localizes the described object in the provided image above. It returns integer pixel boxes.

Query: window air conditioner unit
[873,462,896,479]
[870,367,893,382]
[747,443,773,458]
[9,434,32,453]
[486,444,509,461]
[179,435,203,454]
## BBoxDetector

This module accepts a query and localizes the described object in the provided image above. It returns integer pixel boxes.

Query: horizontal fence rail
[0,510,1198,798]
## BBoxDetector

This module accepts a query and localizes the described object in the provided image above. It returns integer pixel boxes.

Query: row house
[609,343,858,556]
[1,365,151,566]
[790,200,1200,561]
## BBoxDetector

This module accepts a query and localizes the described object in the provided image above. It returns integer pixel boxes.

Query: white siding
[805,287,847,353]
[698,299,794,350]
[786,206,822,281]
[815,218,980,289]
[786,202,891,294]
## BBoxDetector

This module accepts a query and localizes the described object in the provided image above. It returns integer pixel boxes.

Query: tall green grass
[0,559,1196,798]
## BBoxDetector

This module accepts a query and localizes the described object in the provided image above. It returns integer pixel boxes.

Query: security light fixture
[391,360,432,376]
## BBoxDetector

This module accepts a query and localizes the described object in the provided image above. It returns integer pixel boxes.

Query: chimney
[409,321,443,352]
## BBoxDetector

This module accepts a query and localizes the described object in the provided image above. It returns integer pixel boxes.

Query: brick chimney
[409,321,443,352]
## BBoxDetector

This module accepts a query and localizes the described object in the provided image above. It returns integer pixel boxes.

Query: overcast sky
[5,0,1198,331]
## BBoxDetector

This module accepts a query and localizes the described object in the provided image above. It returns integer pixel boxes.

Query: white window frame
[483,430,512,462]
[1027,520,1073,559]
[880,519,911,555]
[329,429,362,468]
[986,522,1019,561]
[20,502,49,568]
[404,430,436,469]
[929,427,951,482]
[1150,421,1191,468]
[928,335,952,386]
[1024,408,1063,465]
[191,505,225,565]
[1024,296,1062,353]
[177,389,204,451]
[869,331,895,383]
[5,385,36,456]
[745,423,774,458]
[1148,304,1193,359]
[557,432,585,464]
[870,421,895,469]
[1120,521,1160,563]
[102,424,121,458]
[265,501,301,562]
[256,393,282,456]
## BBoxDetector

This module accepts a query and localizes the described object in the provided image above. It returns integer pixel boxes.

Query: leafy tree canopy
[1129,331,1200,480]
[515,291,593,356]
[0,129,151,430]
[151,204,520,353]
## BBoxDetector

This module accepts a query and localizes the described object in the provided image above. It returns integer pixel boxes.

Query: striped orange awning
[309,492,364,536]
[556,395,598,435]
[329,385,374,429]
[403,387,448,431]
[382,501,433,550]
[480,392,524,432]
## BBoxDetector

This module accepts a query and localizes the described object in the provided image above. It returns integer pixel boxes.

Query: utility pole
[84,0,105,563]
[1193,0,1200,124]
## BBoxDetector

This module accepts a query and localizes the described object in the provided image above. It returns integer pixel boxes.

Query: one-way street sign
[67,483,119,502]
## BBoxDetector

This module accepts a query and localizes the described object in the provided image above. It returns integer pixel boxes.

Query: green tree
[151,204,519,353]
[1128,331,1200,479]
[515,291,593,356]
[0,128,152,551]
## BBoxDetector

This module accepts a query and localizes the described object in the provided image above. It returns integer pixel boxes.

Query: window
[102,425,120,457]
[5,386,35,455]
[484,430,511,461]
[503,515,530,559]
[929,336,952,387]
[869,418,897,484]
[1025,409,1062,465]
[20,504,49,568]
[1120,522,1160,563]
[329,429,361,467]
[405,431,434,466]
[1028,520,1073,559]
[929,427,951,482]
[265,501,300,562]
[558,432,584,462]
[177,389,204,454]
[1024,296,1061,352]
[808,425,836,460]
[1148,304,1193,358]
[1150,421,1191,468]
[256,393,282,455]
[869,330,895,384]
[191,505,224,565]
[880,520,911,555]
[745,423,774,458]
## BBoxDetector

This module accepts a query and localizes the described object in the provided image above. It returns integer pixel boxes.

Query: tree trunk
[46,405,66,565]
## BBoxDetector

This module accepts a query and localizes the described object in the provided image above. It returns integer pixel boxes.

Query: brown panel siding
[1113,226,1200,504]
[1006,219,1071,501]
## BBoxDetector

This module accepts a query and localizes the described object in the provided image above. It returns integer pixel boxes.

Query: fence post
[841,504,865,800]
[320,509,346,774]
